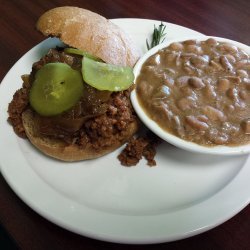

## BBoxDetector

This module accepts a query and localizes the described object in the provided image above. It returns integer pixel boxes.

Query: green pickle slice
[82,57,134,91]
[64,48,100,61]
[29,63,84,116]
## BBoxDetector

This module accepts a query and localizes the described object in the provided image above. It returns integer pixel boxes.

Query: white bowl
[131,35,250,155]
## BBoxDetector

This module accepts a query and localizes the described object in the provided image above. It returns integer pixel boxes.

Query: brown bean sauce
[136,38,250,146]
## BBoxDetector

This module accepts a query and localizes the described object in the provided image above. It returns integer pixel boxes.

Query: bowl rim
[131,35,250,155]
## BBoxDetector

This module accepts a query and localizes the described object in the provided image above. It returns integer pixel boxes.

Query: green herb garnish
[146,22,167,50]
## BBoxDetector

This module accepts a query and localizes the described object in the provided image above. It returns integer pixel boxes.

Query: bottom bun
[22,109,139,162]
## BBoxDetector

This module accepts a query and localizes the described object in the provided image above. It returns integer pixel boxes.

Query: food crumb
[118,132,161,167]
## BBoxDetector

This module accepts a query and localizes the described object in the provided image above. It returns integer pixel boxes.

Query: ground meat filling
[8,48,138,150]
[77,90,136,149]
[118,132,161,166]
[7,75,31,138]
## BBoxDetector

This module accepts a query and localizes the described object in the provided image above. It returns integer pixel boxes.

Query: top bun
[36,6,140,67]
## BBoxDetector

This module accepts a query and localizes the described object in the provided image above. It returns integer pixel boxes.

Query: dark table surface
[0,0,250,249]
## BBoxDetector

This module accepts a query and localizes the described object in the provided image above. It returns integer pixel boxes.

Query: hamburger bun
[36,6,140,67]
[20,7,140,161]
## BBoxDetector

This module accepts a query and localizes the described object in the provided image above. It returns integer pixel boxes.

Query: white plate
[0,19,250,244]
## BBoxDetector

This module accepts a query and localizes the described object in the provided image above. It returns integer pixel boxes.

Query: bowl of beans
[131,36,250,155]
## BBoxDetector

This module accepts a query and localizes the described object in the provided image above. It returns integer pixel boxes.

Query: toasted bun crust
[22,109,138,161]
[36,6,140,67]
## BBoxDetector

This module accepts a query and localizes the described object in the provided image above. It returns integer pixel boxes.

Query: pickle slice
[64,48,100,61]
[29,63,84,116]
[82,57,134,91]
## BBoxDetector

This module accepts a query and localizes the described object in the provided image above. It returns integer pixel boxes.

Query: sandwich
[8,6,140,161]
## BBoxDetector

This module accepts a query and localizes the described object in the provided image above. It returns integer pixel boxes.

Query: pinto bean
[160,103,173,121]
[147,56,158,66]
[165,52,178,63]
[181,53,197,62]
[206,38,217,46]
[235,100,246,109]
[218,43,238,54]
[173,116,185,137]
[220,55,233,71]
[186,45,203,54]
[226,76,241,84]
[141,65,155,74]
[239,90,248,100]
[137,80,154,97]
[188,77,205,89]
[176,76,190,87]
[224,54,236,64]
[203,106,226,121]
[183,66,196,75]
[197,115,209,122]
[164,75,175,86]
[237,69,248,78]
[204,85,217,98]
[241,119,250,134]
[235,59,250,69]
[238,50,249,60]
[177,96,197,111]
[169,42,184,51]
[209,60,223,71]
[185,116,209,130]
[190,55,209,68]
[151,101,173,121]
[217,79,230,92]
[227,88,238,100]
[173,115,181,127]
[163,68,176,76]
[152,85,171,99]
[210,50,220,58]
[184,39,197,45]
[175,54,182,67]
[226,104,235,112]
[244,79,250,90]
[152,71,165,80]
[181,86,195,96]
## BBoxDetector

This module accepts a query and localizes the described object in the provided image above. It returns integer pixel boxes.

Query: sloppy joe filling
[8,48,138,150]
[136,38,250,146]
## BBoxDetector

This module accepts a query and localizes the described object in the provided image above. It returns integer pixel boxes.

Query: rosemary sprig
[146,22,167,50]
